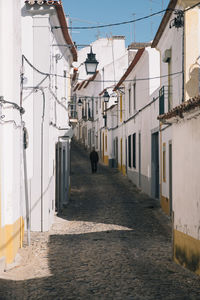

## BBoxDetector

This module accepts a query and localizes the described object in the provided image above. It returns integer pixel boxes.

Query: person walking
[90,147,99,173]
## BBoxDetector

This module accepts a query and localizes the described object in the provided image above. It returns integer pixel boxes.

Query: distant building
[73,36,128,161]
[113,46,160,194]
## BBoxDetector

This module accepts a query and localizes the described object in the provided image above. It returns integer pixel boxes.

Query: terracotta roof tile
[77,80,86,90]
[25,1,61,5]
[99,88,107,96]
[73,83,80,91]
[84,71,99,88]
[158,95,200,121]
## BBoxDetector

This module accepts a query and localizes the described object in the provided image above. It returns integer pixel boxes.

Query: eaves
[25,0,77,62]
[151,0,178,48]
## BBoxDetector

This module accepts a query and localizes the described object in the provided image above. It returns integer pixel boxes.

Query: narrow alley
[0,141,200,299]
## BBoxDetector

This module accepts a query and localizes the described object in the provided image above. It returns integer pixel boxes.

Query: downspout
[120,83,125,174]
[23,125,30,246]
[40,89,45,232]
[182,12,185,102]
[20,55,30,246]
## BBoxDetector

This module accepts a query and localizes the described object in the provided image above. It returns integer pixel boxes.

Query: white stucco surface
[173,115,200,240]
[0,0,22,226]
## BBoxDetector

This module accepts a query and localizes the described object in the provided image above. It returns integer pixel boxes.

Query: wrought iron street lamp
[103,90,110,103]
[78,98,83,106]
[84,47,99,75]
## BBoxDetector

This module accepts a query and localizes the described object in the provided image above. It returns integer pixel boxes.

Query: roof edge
[158,95,200,121]
[151,0,178,48]
[54,4,77,62]
[113,48,145,91]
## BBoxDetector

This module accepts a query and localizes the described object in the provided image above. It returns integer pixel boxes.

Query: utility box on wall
[55,137,71,213]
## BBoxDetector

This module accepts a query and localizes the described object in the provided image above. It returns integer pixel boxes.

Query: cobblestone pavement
[0,141,200,299]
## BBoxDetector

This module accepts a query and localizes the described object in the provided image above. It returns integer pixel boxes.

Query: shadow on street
[0,141,200,299]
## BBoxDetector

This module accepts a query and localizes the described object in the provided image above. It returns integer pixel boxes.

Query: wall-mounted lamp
[103,90,110,103]
[84,46,99,75]
[78,98,83,106]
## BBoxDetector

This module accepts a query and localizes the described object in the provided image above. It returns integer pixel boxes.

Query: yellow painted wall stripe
[174,229,200,275]
[161,195,170,216]
[120,94,122,122]
[0,217,24,264]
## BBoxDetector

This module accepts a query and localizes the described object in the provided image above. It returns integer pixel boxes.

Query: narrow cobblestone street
[0,141,200,299]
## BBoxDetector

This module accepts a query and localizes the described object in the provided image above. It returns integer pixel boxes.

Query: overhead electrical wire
[53,8,170,30]
[184,1,200,11]
[53,2,200,30]
[0,96,25,114]
[23,54,182,84]
[23,2,200,84]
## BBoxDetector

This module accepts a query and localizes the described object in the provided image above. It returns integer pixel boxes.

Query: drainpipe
[20,56,30,246]
[22,86,46,233]
[182,14,185,102]
[23,125,30,245]
[40,89,46,232]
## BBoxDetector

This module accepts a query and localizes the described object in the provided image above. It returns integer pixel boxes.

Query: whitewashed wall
[115,47,160,194]
[173,115,200,239]
[21,1,73,231]
[0,0,22,228]
[156,3,183,209]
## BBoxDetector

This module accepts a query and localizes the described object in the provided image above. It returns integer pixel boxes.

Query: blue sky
[62,0,170,47]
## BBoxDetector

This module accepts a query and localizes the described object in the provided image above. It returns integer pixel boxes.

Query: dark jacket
[90,150,99,163]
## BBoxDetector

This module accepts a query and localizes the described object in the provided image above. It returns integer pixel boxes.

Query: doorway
[169,141,172,215]
[120,138,123,172]
[151,132,159,199]
[138,132,141,187]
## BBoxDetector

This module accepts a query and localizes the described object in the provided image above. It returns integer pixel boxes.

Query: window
[91,129,94,146]
[133,81,136,111]
[104,115,107,127]
[96,134,98,149]
[82,99,86,118]
[120,94,123,122]
[88,129,91,147]
[132,133,136,168]
[163,143,166,182]
[128,135,132,168]
[128,88,131,114]
[159,86,165,115]
[96,99,98,114]
[91,98,94,119]
[88,107,91,119]
[168,57,172,109]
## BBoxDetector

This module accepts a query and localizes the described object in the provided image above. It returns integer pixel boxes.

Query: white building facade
[21,0,77,231]
[152,0,184,215]
[73,36,128,162]
[0,0,24,268]
[112,46,160,197]
[0,0,77,269]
